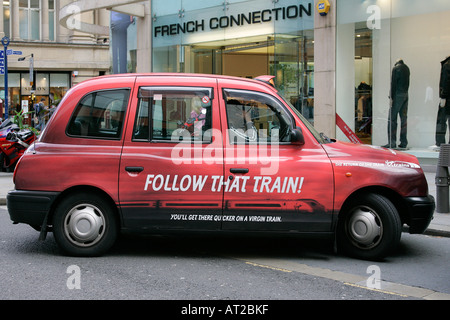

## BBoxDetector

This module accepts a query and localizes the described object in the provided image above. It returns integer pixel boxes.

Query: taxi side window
[67,89,130,139]
[133,87,213,143]
[223,89,293,144]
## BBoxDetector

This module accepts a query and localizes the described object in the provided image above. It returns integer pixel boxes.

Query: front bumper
[7,190,60,227]
[404,195,435,234]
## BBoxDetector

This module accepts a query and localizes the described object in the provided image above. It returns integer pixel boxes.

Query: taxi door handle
[125,166,144,173]
[230,168,249,174]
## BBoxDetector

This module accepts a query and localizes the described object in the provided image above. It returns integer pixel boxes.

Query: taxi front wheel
[53,192,118,257]
[337,193,402,261]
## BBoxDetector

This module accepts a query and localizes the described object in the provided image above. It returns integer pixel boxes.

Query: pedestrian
[434,56,450,149]
[35,98,47,131]
[384,59,410,149]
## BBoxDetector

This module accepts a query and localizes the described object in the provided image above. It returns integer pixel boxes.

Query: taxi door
[218,80,334,232]
[118,76,224,231]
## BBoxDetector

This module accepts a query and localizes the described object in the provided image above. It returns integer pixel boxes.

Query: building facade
[151,0,315,118]
[0,0,110,119]
[7,0,448,158]
[144,0,450,154]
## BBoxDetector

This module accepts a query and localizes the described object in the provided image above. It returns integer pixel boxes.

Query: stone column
[314,0,337,138]
[0,1,4,38]
[42,0,49,41]
[97,7,110,44]
[136,2,152,73]
[11,0,20,41]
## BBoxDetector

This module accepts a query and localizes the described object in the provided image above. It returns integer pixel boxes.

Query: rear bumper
[7,190,60,227]
[404,195,435,234]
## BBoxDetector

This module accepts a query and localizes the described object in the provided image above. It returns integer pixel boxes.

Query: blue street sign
[0,50,3,75]
[2,36,9,118]
[7,50,22,55]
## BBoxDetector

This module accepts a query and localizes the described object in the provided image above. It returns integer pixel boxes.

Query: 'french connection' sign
[154,2,313,38]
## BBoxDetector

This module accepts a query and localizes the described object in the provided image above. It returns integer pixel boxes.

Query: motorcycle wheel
[0,152,5,172]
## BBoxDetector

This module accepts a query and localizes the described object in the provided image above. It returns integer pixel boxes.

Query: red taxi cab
[7,73,435,260]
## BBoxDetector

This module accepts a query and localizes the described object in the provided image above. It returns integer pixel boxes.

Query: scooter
[0,124,36,172]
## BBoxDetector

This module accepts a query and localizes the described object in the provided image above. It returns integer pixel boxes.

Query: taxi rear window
[67,89,130,139]
[134,87,213,143]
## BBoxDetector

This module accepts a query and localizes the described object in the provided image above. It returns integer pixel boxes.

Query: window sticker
[202,96,210,105]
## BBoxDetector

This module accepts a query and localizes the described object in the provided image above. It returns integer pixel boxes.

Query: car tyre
[53,192,118,257]
[337,193,402,261]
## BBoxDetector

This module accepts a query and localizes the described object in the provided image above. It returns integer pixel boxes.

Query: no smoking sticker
[202,96,210,104]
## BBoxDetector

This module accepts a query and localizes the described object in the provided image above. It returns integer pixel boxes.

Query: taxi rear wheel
[53,192,118,257]
[337,193,402,261]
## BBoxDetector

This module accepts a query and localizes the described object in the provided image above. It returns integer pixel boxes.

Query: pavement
[1,167,450,237]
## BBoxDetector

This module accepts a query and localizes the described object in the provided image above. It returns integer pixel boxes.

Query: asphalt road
[1,206,449,303]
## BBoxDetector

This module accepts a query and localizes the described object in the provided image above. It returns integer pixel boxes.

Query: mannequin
[435,56,450,147]
[384,59,410,149]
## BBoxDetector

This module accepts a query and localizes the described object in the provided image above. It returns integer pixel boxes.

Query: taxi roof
[81,73,278,91]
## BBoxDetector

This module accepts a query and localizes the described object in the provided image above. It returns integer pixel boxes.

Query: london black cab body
[7,73,435,260]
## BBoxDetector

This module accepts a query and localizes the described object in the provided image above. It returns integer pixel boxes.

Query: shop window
[50,73,70,104]
[1,73,20,115]
[354,26,373,145]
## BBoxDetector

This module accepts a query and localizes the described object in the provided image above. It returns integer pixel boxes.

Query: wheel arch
[48,185,121,227]
[338,186,408,225]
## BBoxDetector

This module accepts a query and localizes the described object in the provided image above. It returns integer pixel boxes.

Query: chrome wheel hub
[348,207,382,249]
[64,204,105,247]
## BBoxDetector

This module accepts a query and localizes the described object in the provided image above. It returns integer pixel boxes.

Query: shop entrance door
[221,41,271,78]
[190,39,271,78]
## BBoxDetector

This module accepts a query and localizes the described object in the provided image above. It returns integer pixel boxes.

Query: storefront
[48,0,450,155]
[151,0,315,123]
[0,0,110,121]
[147,0,450,151]
[1,71,71,118]
[336,0,450,150]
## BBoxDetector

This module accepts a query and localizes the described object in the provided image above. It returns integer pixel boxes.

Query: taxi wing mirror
[291,127,305,146]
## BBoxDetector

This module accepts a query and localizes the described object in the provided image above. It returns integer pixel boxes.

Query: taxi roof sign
[255,75,275,87]
[317,0,331,16]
